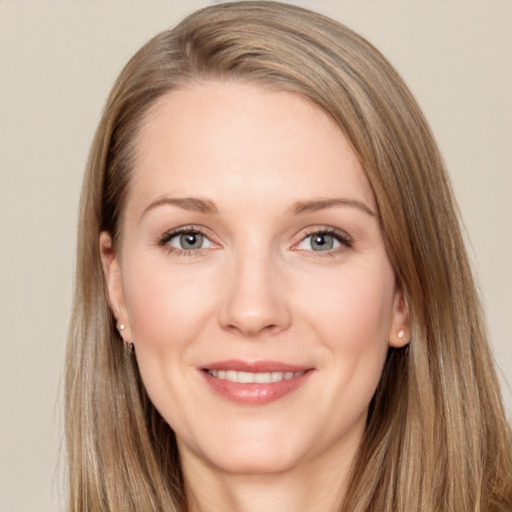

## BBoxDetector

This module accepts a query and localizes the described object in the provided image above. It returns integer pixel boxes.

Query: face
[101,81,409,477]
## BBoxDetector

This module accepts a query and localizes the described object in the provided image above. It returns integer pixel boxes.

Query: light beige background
[1,1,510,510]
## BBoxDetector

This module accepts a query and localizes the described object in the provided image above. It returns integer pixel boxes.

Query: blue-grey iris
[180,233,203,250]
[311,234,334,251]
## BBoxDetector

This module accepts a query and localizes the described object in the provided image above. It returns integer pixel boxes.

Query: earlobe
[389,288,411,348]
[99,231,132,342]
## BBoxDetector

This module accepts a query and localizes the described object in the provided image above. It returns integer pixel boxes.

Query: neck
[182,443,357,512]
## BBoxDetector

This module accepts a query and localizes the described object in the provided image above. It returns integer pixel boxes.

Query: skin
[101,81,409,512]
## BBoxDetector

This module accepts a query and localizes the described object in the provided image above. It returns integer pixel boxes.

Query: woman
[65,2,512,511]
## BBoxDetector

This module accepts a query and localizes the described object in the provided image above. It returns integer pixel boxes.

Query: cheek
[299,263,395,393]
[302,263,395,344]
[121,259,215,377]
[121,259,220,424]
[295,266,395,439]
[123,259,216,348]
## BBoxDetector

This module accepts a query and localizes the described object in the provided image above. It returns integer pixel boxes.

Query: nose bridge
[219,241,290,336]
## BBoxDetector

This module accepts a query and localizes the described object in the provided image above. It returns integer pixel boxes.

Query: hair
[65,2,512,511]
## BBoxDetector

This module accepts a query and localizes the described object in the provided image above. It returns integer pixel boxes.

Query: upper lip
[201,359,312,373]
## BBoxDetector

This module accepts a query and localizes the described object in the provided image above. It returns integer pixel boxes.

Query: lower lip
[201,370,312,405]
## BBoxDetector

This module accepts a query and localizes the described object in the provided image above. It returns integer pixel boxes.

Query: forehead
[128,81,375,214]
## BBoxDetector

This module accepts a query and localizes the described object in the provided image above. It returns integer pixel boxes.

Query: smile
[201,361,313,405]
[206,370,306,383]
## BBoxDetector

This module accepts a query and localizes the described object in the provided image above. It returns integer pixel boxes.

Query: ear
[99,231,132,343]
[388,286,411,348]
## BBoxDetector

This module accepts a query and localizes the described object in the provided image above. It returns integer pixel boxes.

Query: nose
[218,251,292,337]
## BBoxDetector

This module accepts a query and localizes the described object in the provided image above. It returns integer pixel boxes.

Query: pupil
[312,234,333,251]
[181,233,202,249]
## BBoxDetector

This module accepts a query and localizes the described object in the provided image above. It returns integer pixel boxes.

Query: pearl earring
[119,324,125,331]
[398,329,404,338]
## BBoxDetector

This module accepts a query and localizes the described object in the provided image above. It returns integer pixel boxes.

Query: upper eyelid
[299,226,353,242]
[303,226,349,237]
[159,225,214,242]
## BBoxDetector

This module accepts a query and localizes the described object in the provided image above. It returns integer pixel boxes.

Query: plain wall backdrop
[0,1,510,510]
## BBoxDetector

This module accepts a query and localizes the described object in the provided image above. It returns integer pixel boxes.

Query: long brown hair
[65,2,512,510]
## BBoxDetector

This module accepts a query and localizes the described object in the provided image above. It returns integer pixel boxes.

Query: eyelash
[300,227,353,254]
[156,225,212,257]
[156,226,353,257]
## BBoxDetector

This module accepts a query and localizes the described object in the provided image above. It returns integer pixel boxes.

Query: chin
[182,421,319,476]
[209,446,302,475]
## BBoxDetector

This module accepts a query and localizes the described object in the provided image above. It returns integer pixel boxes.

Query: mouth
[200,360,313,405]
[206,369,306,383]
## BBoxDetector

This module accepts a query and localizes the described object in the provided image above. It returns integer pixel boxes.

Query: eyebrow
[141,196,376,219]
[142,197,218,217]
[289,198,377,217]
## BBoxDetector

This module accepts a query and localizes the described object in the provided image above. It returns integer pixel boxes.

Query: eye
[294,228,352,253]
[170,232,210,250]
[303,233,339,251]
[158,228,216,253]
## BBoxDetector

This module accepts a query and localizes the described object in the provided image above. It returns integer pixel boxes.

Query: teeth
[207,369,305,383]
[239,371,255,383]
[271,372,283,382]
[226,370,237,381]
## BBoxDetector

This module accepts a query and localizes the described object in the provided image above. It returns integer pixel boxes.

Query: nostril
[223,320,284,338]
[217,268,292,336]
